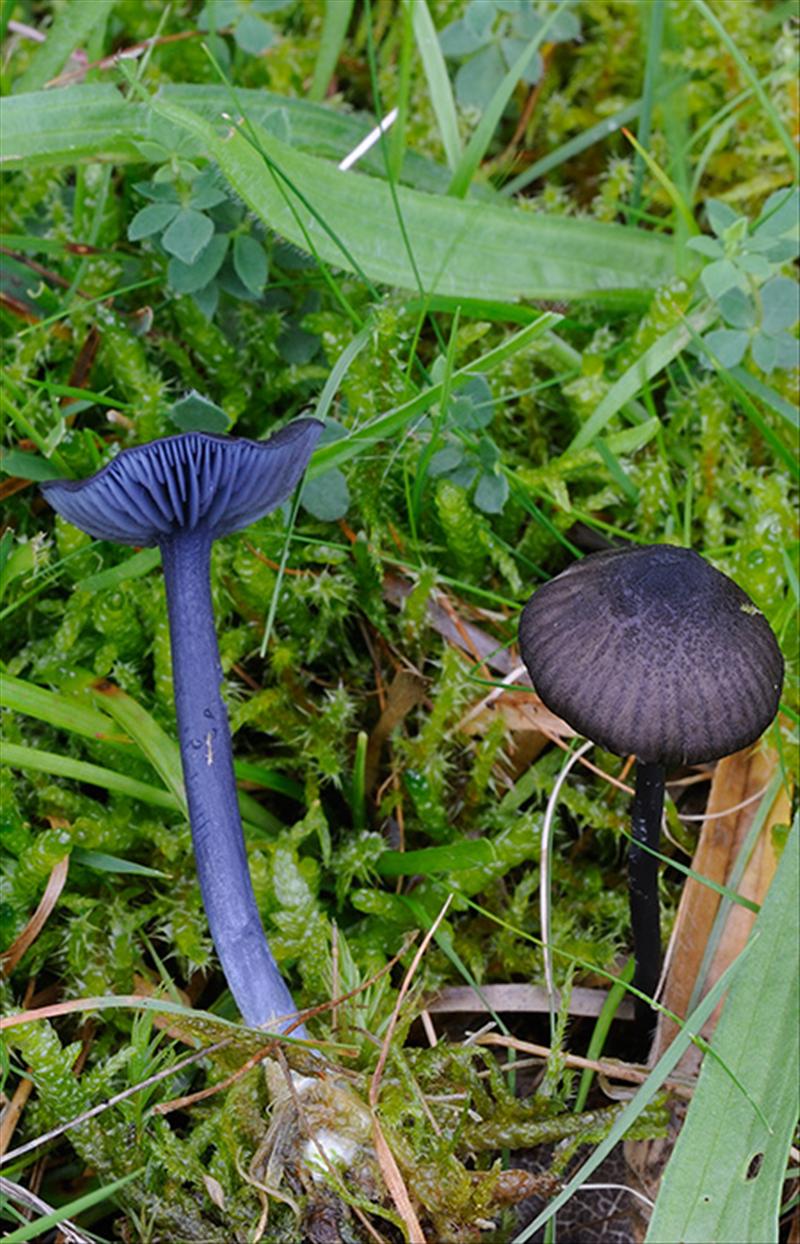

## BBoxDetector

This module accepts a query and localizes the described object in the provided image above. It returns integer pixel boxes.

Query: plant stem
[160,532,303,1034]
[628,760,665,1052]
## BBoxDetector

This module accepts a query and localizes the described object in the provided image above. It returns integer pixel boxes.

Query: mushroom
[518,543,784,1051]
[41,422,323,1032]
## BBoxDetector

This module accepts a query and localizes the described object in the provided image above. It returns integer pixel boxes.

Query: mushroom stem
[161,531,303,1034]
[628,760,665,1049]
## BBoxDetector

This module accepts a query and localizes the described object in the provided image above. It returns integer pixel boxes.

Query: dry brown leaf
[0,1075,34,1157]
[371,1115,426,1244]
[655,742,791,1066]
[365,669,426,793]
[1,855,69,976]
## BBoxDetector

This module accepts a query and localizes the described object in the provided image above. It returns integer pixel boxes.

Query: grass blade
[1,672,121,743]
[448,0,577,198]
[3,1167,143,1244]
[567,305,716,451]
[646,818,799,1244]
[307,313,561,478]
[691,0,798,177]
[629,0,666,214]
[3,741,179,810]
[409,0,462,172]
[0,83,456,195]
[309,0,354,102]
[12,0,116,94]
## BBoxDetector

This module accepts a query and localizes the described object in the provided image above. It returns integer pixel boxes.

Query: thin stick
[474,1033,694,1098]
[370,894,453,1108]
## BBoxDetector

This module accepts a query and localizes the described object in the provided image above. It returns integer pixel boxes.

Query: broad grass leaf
[1,449,63,480]
[646,819,799,1244]
[147,95,675,304]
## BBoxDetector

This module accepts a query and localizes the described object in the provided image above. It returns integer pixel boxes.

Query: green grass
[1,1,797,1242]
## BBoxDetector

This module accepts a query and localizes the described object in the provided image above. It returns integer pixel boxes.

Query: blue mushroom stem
[161,530,304,1034]
[628,759,665,1052]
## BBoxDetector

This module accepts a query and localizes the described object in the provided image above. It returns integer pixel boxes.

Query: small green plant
[438,0,580,112]
[689,187,800,373]
[128,165,268,318]
[197,0,292,58]
[425,373,511,513]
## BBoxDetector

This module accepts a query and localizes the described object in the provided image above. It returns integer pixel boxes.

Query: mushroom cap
[40,421,323,546]
[519,544,784,766]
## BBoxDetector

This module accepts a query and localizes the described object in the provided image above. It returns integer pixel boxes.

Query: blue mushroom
[42,422,323,1032]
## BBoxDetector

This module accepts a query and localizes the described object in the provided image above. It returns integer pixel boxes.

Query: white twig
[338,108,398,171]
[541,741,595,1003]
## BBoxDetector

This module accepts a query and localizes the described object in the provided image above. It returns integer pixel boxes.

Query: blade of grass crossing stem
[2,741,178,811]
[409,0,462,172]
[12,0,115,93]
[1,673,119,743]
[691,0,798,176]
[646,818,799,1244]
[90,682,185,805]
[448,0,577,198]
[629,0,666,216]
[89,682,281,832]
[309,0,354,102]
[513,936,758,1242]
[3,1167,145,1244]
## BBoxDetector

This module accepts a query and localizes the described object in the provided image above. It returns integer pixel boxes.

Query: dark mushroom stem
[161,530,301,1033]
[628,760,666,1047]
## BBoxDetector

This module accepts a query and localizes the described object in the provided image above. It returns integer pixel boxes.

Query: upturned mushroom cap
[40,421,323,546]
[519,544,784,766]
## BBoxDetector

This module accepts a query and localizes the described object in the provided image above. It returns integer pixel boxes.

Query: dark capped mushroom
[41,422,323,1032]
[518,543,784,1052]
